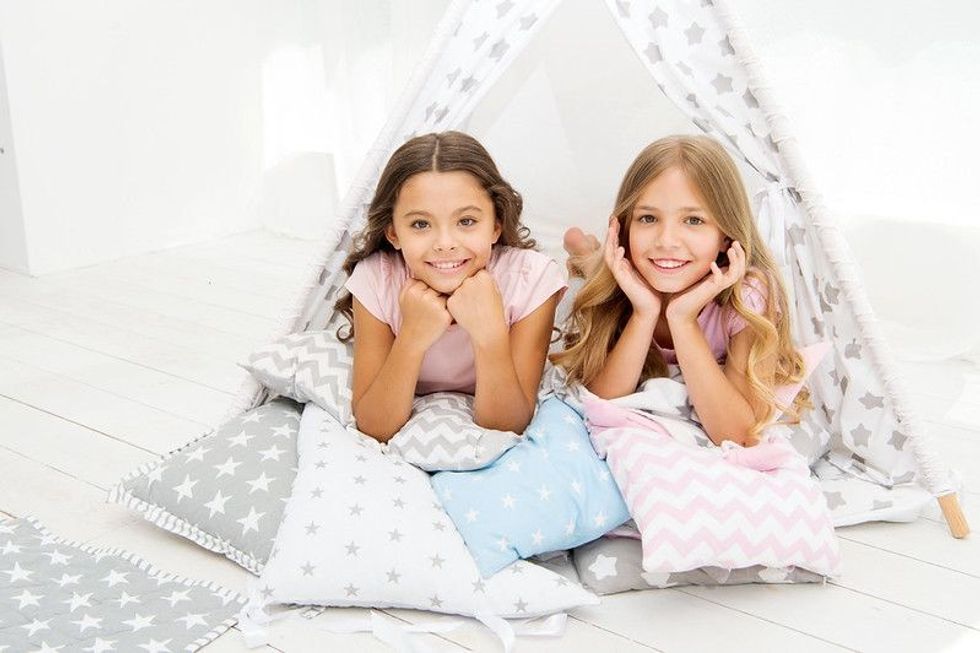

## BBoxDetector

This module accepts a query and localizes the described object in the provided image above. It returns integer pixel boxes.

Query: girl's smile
[426,258,471,272]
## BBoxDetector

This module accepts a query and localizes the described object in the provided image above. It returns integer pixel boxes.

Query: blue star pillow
[431,397,630,577]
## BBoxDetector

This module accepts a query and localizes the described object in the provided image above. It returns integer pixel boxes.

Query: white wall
[734,0,980,360]
[736,0,980,231]
[0,0,279,274]
[0,0,449,276]
[0,39,28,273]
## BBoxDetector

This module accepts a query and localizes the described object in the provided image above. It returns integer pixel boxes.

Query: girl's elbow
[352,406,400,444]
[707,422,756,448]
[585,382,628,401]
[474,403,533,434]
[474,414,526,434]
[356,422,397,444]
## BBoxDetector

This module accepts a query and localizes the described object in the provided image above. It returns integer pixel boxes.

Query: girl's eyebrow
[634,205,704,213]
[401,205,483,219]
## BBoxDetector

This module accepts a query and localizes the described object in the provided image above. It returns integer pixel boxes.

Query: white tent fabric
[224,0,967,536]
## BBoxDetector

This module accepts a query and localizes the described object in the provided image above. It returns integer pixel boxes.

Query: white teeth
[653,260,687,269]
[429,260,466,270]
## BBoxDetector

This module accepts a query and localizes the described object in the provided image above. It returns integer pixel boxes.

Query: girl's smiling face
[386,170,501,295]
[627,166,729,296]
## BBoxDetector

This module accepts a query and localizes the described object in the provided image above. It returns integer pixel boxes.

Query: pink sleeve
[505,249,569,324]
[343,254,388,323]
[726,275,770,337]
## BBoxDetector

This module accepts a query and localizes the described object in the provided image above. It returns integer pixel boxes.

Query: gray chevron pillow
[241,330,353,425]
[385,392,521,471]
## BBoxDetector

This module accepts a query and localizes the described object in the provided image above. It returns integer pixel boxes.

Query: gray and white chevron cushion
[385,392,521,471]
[241,330,353,425]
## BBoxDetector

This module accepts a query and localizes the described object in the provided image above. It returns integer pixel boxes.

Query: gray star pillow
[240,330,353,426]
[385,392,521,471]
[0,516,243,652]
[108,398,302,574]
[573,535,823,594]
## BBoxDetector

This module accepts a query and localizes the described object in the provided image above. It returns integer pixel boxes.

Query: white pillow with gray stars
[244,404,598,621]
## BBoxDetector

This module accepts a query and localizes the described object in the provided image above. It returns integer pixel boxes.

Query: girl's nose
[433,230,458,251]
[654,223,681,249]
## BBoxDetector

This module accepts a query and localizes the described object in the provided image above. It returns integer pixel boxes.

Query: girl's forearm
[471,332,534,433]
[353,336,426,443]
[667,316,755,445]
[587,310,657,399]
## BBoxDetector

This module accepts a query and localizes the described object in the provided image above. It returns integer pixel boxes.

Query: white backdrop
[0,0,976,361]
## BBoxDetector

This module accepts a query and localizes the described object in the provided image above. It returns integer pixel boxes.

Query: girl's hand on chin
[398,279,453,351]
[446,270,506,345]
[605,216,662,318]
[665,240,747,323]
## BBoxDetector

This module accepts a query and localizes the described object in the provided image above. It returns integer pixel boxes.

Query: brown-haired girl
[336,131,566,442]
[553,135,807,446]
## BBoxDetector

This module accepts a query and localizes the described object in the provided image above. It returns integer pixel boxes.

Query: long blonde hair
[334,131,536,340]
[551,135,809,437]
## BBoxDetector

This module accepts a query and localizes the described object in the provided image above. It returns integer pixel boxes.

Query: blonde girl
[553,135,807,446]
[336,131,567,442]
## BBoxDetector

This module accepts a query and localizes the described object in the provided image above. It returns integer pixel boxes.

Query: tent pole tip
[938,493,970,539]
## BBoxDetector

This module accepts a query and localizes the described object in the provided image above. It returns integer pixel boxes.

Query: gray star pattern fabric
[572,534,823,595]
[108,398,302,574]
[0,517,243,652]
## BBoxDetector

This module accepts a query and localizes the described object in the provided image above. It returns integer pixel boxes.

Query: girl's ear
[385,223,401,250]
[716,237,732,267]
[492,219,502,244]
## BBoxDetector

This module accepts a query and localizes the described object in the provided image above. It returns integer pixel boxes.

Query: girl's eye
[637,214,655,224]
[685,216,705,225]
[459,217,476,227]
[410,219,429,230]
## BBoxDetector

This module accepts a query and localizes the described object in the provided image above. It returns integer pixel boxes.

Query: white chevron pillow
[242,330,354,426]
[385,392,520,471]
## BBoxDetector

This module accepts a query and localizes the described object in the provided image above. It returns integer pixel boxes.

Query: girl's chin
[416,272,468,294]
[643,266,712,293]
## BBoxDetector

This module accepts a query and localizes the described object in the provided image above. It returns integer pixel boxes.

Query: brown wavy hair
[550,135,810,437]
[334,131,536,340]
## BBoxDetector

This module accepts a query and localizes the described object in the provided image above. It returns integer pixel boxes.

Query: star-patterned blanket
[0,517,244,652]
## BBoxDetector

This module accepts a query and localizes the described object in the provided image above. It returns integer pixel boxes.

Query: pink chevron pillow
[589,423,840,577]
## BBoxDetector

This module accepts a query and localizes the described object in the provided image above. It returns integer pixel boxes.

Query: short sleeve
[344,254,388,323]
[492,248,569,324]
[726,274,771,337]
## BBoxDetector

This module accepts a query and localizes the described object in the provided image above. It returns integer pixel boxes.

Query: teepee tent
[225,0,969,538]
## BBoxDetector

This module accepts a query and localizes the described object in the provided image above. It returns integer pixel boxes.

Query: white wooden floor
[2,229,979,653]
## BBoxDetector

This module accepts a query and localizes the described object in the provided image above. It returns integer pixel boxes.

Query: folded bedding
[240,403,598,640]
[579,376,841,578]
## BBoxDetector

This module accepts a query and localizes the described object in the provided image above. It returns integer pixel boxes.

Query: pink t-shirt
[657,273,772,365]
[345,246,568,395]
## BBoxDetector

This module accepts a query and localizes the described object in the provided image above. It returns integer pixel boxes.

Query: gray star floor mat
[1,516,244,652]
